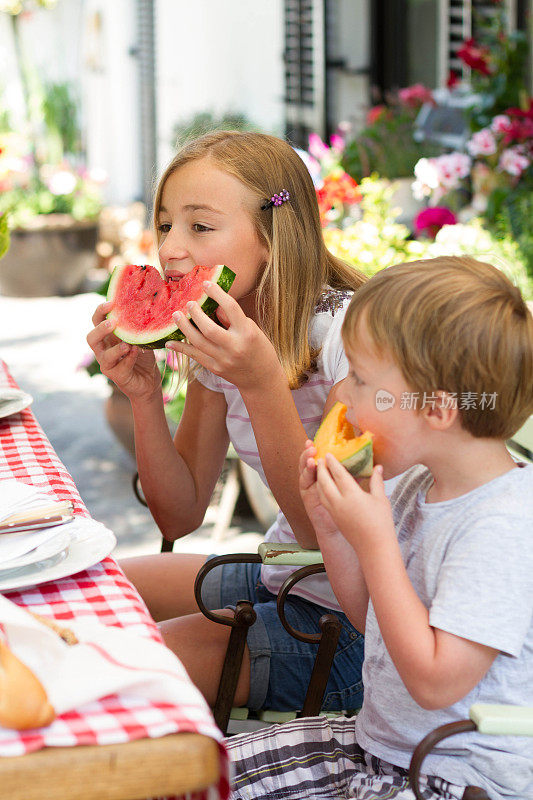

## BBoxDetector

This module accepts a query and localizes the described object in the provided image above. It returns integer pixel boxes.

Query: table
[0,359,230,800]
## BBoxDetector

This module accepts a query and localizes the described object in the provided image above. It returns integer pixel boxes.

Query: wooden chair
[409,703,533,799]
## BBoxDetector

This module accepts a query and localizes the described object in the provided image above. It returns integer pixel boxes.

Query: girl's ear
[421,390,459,431]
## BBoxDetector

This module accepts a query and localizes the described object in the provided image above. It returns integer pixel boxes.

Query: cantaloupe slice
[314,401,373,477]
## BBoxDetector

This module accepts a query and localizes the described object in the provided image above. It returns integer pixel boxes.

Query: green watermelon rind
[107,264,235,349]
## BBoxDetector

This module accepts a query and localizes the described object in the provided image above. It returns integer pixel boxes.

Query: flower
[398,84,434,108]
[491,115,512,135]
[414,206,457,239]
[467,129,497,157]
[413,153,471,200]
[366,105,388,126]
[0,135,103,227]
[457,38,492,76]
[498,147,530,177]
[316,170,361,226]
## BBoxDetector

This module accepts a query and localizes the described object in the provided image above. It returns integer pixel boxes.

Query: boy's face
[337,321,425,479]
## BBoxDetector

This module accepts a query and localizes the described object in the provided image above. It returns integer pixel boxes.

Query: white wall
[1,0,285,206]
[81,0,141,204]
[155,0,285,172]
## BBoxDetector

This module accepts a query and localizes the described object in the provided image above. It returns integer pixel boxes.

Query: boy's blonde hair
[342,256,533,439]
[153,130,366,388]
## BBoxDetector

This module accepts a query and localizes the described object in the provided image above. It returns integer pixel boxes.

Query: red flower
[446,71,459,89]
[316,172,361,225]
[457,38,492,76]
[414,206,457,239]
[366,105,389,126]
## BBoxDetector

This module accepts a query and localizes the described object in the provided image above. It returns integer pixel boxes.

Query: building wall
[1,0,284,206]
[155,0,285,172]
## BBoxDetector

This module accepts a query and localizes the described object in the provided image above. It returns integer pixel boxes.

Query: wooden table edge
[0,731,221,800]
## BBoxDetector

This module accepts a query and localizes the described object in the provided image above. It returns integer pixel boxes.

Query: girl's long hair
[153,130,366,388]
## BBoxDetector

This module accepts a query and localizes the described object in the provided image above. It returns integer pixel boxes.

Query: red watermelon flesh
[107,263,235,348]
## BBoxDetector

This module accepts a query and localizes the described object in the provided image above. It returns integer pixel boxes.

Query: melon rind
[341,441,373,478]
[107,264,235,349]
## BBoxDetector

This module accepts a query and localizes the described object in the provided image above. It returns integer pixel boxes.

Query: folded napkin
[0,594,213,722]
[0,480,74,565]
[0,479,69,523]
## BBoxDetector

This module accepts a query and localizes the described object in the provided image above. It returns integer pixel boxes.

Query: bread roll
[0,640,56,730]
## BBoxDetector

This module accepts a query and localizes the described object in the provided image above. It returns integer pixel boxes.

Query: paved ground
[1,272,264,560]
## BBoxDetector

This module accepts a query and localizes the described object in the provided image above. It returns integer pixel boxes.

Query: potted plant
[0,1,103,296]
[339,85,442,226]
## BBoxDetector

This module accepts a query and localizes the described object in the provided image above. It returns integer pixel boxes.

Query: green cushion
[258,542,324,566]
[508,415,533,462]
[470,703,533,736]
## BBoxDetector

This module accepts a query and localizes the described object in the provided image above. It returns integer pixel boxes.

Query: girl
[87,130,367,713]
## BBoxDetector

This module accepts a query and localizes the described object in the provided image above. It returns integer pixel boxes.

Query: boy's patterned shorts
[226,716,465,800]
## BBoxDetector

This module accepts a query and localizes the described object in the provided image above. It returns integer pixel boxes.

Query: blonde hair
[153,130,366,388]
[342,256,533,439]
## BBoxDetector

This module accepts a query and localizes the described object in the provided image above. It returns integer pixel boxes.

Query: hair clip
[261,190,290,210]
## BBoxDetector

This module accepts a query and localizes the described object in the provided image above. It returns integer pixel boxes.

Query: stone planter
[386,177,425,228]
[0,215,98,297]
[104,385,136,459]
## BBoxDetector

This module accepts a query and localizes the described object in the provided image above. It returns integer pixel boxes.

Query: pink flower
[467,128,497,157]
[308,133,330,160]
[498,147,530,177]
[398,84,434,108]
[414,206,457,239]
[329,133,345,153]
[490,115,512,135]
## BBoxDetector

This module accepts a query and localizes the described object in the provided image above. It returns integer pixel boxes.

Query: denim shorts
[200,558,364,712]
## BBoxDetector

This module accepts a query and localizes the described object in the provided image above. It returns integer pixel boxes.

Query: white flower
[47,170,78,195]
[499,147,530,177]
[414,158,440,190]
[467,129,497,157]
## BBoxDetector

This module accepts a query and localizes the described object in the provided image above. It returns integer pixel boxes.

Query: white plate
[0,523,116,593]
[0,528,71,572]
[0,389,33,419]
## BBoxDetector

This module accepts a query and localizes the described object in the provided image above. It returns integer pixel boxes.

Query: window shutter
[438,0,517,86]
[284,0,326,147]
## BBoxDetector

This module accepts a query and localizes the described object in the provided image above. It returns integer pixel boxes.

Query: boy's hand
[298,441,339,539]
[316,454,395,551]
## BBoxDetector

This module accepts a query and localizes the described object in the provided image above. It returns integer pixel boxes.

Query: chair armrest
[470,704,533,736]
[258,542,324,566]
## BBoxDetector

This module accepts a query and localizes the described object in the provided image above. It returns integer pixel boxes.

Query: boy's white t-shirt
[355,462,533,800]
[194,288,353,611]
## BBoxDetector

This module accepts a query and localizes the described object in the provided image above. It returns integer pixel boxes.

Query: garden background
[0,0,532,556]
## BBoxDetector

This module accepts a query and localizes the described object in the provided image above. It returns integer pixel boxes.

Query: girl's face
[157,158,269,304]
[337,321,426,479]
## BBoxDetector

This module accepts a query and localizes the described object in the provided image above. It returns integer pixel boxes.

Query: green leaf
[0,213,10,259]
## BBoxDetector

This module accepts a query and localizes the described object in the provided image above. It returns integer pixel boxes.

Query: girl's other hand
[86,301,161,402]
[166,282,284,393]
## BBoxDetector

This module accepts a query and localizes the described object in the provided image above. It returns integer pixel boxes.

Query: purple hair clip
[261,189,290,210]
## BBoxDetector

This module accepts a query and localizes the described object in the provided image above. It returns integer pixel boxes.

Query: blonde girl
[87,130,367,713]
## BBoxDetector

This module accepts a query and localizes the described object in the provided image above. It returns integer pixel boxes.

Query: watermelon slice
[106,263,235,349]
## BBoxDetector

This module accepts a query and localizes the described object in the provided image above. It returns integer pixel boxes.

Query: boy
[227,256,533,800]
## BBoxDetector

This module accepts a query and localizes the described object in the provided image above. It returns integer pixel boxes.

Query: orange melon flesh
[314,401,373,477]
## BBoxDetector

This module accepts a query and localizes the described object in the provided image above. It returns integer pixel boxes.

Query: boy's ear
[420,390,459,431]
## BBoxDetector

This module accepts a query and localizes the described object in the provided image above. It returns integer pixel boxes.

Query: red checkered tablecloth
[0,359,230,799]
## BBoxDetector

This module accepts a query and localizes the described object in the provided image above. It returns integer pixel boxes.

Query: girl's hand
[316,454,395,552]
[165,282,283,392]
[298,441,339,540]
[86,301,161,402]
